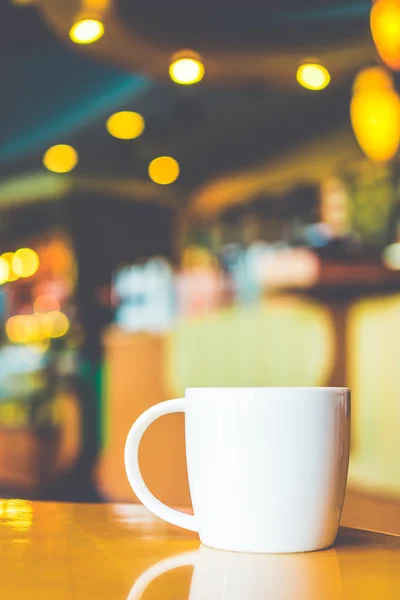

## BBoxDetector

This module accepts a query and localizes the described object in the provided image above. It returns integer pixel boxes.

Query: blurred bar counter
[96,258,400,533]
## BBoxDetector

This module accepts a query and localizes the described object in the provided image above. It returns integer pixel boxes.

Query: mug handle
[124,398,198,532]
[127,551,197,600]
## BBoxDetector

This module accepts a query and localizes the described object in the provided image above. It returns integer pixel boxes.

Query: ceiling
[0,1,382,217]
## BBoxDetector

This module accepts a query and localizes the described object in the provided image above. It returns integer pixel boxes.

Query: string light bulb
[69,17,104,44]
[106,111,145,139]
[148,156,180,185]
[371,0,400,70]
[169,50,204,85]
[43,145,78,174]
[350,66,400,162]
[296,63,331,90]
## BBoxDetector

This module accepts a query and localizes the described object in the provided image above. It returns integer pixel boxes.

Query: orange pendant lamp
[371,0,400,70]
[350,66,400,162]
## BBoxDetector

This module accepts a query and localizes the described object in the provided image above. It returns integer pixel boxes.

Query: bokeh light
[43,145,78,174]
[351,67,400,162]
[148,156,180,185]
[48,311,70,338]
[106,111,145,140]
[371,0,400,70]
[296,63,331,90]
[12,248,39,278]
[6,311,70,344]
[169,53,205,85]
[1,253,21,282]
[383,242,400,269]
[6,315,37,343]
[69,18,104,44]
[34,294,60,313]
[0,257,10,285]
[35,313,54,339]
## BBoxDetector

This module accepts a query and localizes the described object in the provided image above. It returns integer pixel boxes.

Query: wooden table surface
[0,500,399,599]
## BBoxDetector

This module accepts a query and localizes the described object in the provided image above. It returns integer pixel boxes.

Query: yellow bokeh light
[352,66,393,94]
[0,257,9,285]
[12,248,39,278]
[296,63,331,90]
[371,0,400,70]
[148,156,180,185]
[69,18,104,44]
[351,67,400,162]
[48,311,70,338]
[1,252,21,282]
[6,311,69,343]
[43,145,78,174]
[169,56,205,85]
[106,111,145,140]
[6,315,38,343]
[35,313,54,339]
[5,317,19,343]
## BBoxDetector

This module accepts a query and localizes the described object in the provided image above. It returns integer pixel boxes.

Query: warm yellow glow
[148,156,180,185]
[5,317,19,343]
[0,499,33,532]
[48,311,70,338]
[34,294,60,313]
[106,111,145,139]
[0,257,9,285]
[43,145,78,174]
[6,311,69,343]
[32,339,50,354]
[351,67,400,162]
[383,242,400,269]
[35,313,54,338]
[69,18,104,44]
[296,63,331,90]
[352,66,393,94]
[12,248,39,278]
[1,252,21,282]
[169,55,204,85]
[6,315,38,343]
[371,0,400,70]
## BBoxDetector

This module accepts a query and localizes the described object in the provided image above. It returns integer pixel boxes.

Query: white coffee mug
[124,387,350,553]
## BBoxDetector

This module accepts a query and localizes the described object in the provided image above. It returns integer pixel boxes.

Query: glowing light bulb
[371,0,400,70]
[296,63,331,90]
[69,18,104,44]
[148,156,180,185]
[351,66,400,162]
[106,111,145,139]
[169,51,204,85]
[43,145,78,174]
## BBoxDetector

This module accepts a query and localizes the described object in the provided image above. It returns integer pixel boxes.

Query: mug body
[185,387,350,553]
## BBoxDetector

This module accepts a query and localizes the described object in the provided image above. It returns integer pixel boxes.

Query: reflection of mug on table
[128,545,342,600]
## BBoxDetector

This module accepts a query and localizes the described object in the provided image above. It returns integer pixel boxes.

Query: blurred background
[1,0,400,532]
